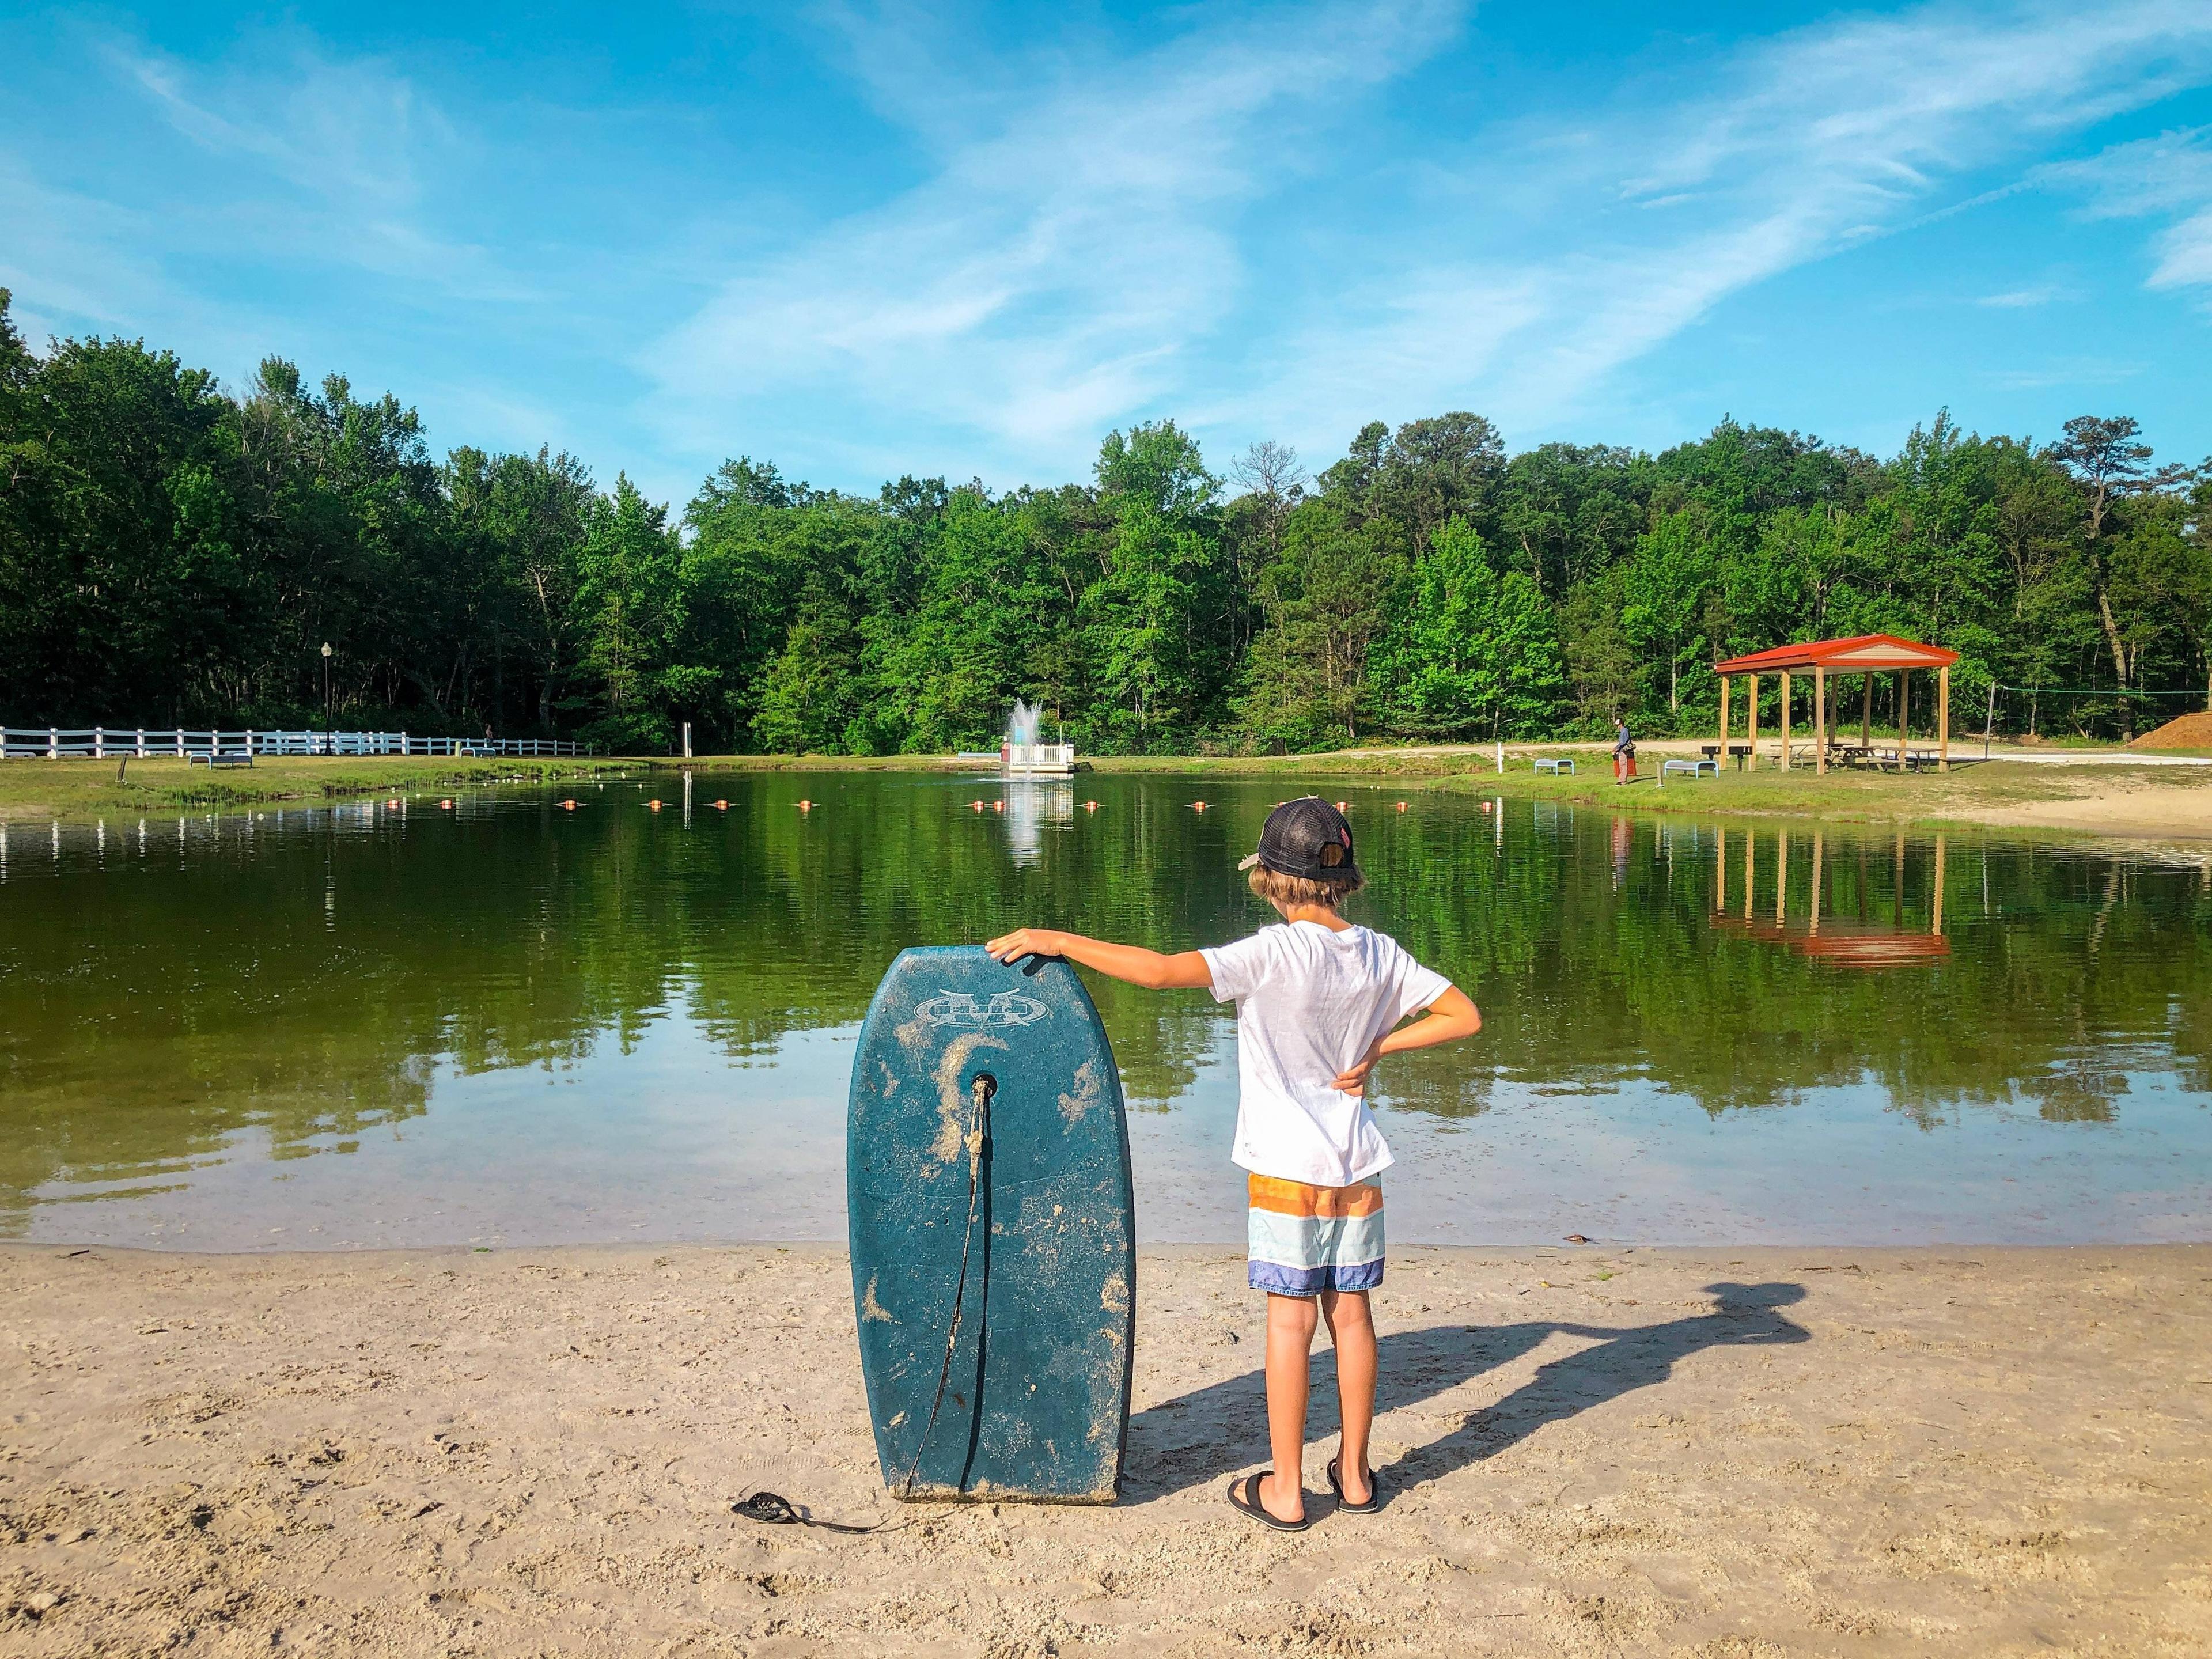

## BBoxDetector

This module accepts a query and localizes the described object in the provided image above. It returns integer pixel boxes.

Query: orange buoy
[440,799,453,810]
[1082,800,1098,811]
[1334,800,1349,812]
[971,800,985,811]
[562,799,577,810]
[991,800,1005,812]
[1395,801,1408,812]
[1480,801,1493,813]
[798,800,813,811]
[714,799,728,810]
[648,799,662,810]
[385,798,400,808]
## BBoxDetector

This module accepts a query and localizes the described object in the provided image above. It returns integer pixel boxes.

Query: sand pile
[2131,709,2212,749]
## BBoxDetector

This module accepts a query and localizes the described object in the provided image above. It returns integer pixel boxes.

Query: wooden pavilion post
[1715,825,1726,912]
[1743,825,1755,919]
[1775,830,1788,923]
[1747,673,1760,770]
[1809,832,1824,934]
[1779,670,1793,771]
[1898,668,1912,768]
[1718,675,1730,769]
[1815,664,1828,774]
[1938,665,1951,772]
[1932,834,1947,937]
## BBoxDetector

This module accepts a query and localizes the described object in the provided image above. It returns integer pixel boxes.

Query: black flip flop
[1327,1456,1382,1514]
[1226,1471,1312,1532]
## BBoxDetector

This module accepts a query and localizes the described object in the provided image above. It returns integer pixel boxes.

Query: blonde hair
[1247,863,1364,911]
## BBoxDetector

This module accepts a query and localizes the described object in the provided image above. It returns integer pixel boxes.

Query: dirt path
[5,1243,2209,1656]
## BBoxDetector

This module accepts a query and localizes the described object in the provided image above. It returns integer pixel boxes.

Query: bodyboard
[847,946,1135,1502]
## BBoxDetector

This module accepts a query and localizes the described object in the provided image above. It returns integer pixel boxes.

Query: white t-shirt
[1199,922,1454,1187]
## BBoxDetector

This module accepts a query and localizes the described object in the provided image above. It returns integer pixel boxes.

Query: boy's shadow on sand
[1122,1282,1809,1502]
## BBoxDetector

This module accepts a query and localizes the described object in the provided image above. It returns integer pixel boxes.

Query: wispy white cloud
[1988,357,2143,389]
[6,2,2208,495]
[642,0,1463,472]
[0,153,271,361]
[1242,0,2212,448]
[2039,126,2212,292]
[102,32,534,302]
[1976,283,2077,308]
[642,0,2212,480]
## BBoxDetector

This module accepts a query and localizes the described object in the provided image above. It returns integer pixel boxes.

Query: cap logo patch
[1319,843,1343,867]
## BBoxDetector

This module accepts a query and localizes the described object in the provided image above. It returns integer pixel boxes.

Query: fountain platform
[1002,741,1077,777]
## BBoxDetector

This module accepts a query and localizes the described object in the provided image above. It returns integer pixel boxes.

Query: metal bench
[1533,757,1575,775]
[193,751,255,768]
[1663,757,1718,778]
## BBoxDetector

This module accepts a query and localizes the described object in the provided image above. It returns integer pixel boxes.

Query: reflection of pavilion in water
[1002,781,1074,866]
[1710,824,1951,966]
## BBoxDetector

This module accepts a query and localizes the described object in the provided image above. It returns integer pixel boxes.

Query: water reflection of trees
[2,779,2208,1229]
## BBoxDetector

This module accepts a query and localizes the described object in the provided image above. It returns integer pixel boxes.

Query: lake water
[3,772,2208,1249]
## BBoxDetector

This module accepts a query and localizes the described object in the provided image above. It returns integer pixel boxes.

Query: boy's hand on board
[986,927,1065,965]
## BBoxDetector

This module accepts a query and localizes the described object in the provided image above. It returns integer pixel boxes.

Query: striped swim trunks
[1246,1174,1385,1297]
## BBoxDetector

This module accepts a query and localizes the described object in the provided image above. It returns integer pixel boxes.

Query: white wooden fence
[2,728,588,760]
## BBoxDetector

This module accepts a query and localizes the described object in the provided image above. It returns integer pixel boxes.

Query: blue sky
[3,1,2209,506]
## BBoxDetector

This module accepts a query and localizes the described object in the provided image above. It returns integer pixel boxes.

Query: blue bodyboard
[847,946,1135,1502]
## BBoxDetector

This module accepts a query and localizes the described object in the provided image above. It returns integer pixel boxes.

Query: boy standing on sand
[987,797,1481,1529]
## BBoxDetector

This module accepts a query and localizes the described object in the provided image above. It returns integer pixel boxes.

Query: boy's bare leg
[1262,1293,1319,1522]
[1320,1288,1377,1503]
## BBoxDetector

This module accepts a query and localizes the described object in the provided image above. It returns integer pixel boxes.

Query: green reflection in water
[1,772,2207,1241]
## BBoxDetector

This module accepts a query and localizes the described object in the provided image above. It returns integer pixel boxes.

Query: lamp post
[321,642,333,753]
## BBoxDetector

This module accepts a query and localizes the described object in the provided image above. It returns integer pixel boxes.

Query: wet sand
[4,1243,2208,1657]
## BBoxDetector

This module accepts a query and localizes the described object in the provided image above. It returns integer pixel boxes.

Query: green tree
[573,475,687,752]
[1234,499,1398,747]
[1622,509,1716,715]
[2050,415,2192,732]
[1373,517,1565,739]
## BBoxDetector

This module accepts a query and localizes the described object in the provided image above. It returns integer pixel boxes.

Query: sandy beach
[5,1243,2209,1657]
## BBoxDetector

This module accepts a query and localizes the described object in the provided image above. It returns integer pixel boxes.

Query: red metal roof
[1713,633,1959,674]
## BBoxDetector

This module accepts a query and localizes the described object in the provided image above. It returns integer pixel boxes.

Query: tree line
[3,289,2206,751]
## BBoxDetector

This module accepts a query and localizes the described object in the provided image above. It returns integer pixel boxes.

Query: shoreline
[6,745,2210,842]
[5,1240,2207,1656]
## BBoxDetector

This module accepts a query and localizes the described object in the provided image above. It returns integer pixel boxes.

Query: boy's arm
[984,928,1215,991]
[1332,985,1482,1096]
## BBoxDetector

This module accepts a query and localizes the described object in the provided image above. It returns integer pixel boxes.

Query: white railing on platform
[1001,741,1077,775]
[1,728,589,760]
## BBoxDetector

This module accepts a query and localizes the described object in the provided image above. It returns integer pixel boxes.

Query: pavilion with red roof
[1711,634,1960,775]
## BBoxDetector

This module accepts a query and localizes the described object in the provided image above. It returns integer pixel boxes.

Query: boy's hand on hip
[1332,1039,1385,1096]
[986,927,1064,965]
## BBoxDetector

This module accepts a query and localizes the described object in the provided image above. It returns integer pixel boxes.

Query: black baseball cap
[1238,796,1361,884]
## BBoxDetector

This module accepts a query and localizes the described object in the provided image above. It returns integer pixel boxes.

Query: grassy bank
[6,746,2207,839]
[1414,755,2212,833]
[0,754,627,824]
